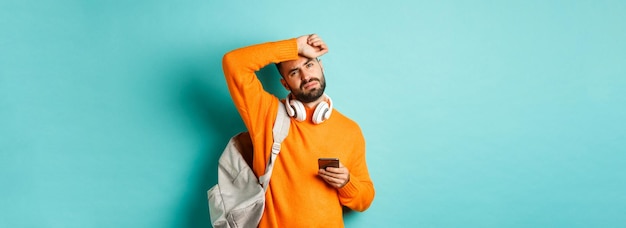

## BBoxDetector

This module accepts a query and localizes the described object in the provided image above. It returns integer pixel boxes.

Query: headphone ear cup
[284,97,296,117]
[290,99,307,122]
[312,101,330,124]
[323,96,332,120]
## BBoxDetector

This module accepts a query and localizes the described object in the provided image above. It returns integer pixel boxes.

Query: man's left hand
[318,162,350,188]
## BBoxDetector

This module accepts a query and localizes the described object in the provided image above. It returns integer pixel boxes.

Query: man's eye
[306,63,313,68]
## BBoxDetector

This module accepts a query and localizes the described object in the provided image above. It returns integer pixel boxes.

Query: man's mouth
[302,80,319,90]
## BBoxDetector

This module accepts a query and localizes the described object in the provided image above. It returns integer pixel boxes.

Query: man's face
[278,56,326,103]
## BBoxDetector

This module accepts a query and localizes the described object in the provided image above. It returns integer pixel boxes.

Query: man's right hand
[296,34,328,59]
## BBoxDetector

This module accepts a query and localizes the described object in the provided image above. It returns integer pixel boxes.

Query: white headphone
[284,94,333,124]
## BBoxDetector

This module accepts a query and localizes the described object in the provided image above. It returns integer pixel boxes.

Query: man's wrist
[295,35,309,55]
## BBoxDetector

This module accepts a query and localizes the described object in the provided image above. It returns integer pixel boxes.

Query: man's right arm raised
[222,39,299,132]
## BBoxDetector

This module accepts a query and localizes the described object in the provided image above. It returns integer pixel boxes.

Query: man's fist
[297,34,328,59]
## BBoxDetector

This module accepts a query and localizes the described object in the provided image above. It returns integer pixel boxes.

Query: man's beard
[292,77,326,103]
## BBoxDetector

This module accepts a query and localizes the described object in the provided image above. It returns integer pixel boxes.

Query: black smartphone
[318,158,339,169]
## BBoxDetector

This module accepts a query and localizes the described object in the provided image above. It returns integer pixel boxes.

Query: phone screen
[318,158,339,169]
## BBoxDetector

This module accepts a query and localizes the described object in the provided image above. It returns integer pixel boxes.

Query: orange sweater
[222,38,375,227]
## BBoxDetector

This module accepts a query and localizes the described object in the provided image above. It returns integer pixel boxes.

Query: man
[222,34,375,227]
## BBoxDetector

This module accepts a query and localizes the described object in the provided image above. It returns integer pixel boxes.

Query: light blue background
[2,0,625,227]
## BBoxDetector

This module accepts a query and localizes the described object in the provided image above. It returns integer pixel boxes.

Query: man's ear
[318,59,324,72]
[280,78,290,91]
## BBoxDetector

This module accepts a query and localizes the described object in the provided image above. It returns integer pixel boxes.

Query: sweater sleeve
[337,129,375,211]
[221,39,299,136]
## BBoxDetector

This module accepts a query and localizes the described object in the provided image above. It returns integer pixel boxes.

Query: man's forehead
[281,56,315,69]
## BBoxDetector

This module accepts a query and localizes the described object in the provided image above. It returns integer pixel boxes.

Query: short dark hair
[275,62,284,77]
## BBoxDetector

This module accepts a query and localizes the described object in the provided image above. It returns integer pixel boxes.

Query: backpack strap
[258,102,290,191]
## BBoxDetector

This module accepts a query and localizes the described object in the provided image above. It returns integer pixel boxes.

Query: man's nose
[300,69,312,81]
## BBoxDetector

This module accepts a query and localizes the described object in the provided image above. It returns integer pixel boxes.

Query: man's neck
[303,95,326,108]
